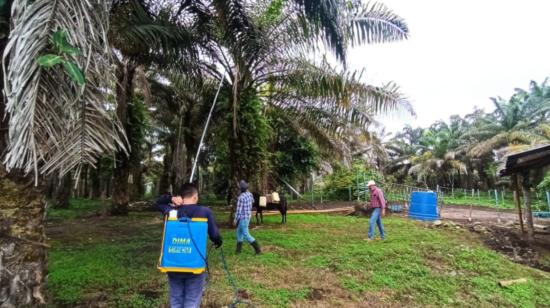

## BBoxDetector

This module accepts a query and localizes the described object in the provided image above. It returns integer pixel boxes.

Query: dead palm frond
[469,130,540,157]
[3,0,126,179]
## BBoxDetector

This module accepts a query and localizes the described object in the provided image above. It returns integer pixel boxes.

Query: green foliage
[269,111,320,184]
[128,96,149,153]
[36,54,64,67]
[46,198,106,221]
[388,78,550,190]
[273,138,318,183]
[323,162,383,200]
[537,172,550,193]
[48,212,550,307]
[0,0,9,40]
[61,60,85,85]
[212,92,272,193]
[36,29,85,86]
[52,30,81,56]
[258,0,287,28]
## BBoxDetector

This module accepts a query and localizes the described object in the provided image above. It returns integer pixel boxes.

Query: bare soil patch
[470,224,550,272]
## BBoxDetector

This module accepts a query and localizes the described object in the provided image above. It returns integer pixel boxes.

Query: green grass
[441,195,548,211]
[443,195,517,209]
[46,198,108,221]
[46,204,550,307]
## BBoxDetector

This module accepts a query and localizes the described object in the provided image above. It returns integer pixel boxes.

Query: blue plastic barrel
[158,217,208,274]
[408,191,439,221]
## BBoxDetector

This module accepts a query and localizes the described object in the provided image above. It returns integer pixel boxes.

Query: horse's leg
[260,209,264,224]
[255,209,259,225]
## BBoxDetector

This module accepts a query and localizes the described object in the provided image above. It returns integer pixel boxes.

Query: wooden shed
[499,144,550,240]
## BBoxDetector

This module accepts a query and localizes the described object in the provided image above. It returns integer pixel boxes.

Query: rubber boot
[236,242,243,254]
[250,241,261,255]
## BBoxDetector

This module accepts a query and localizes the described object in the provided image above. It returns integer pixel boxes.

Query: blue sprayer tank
[408,191,439,221]
[158,214,208,274]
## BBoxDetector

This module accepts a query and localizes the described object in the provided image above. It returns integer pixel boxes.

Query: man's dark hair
[180,183,198,199]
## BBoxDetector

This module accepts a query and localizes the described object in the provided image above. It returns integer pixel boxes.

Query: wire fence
[281,180,550,223]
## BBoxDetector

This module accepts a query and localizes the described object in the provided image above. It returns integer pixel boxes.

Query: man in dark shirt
[157,183,222,308]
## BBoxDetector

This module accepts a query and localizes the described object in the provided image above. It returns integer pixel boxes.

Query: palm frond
[537,124,550,140]
[290,114,349,160]
[110,0,200,66]
[347,1,409,46]
[3,0,126,178]
[293,0,344,61]
[267,58,412,117]
[469,131,534,157]
[212,0,260,61]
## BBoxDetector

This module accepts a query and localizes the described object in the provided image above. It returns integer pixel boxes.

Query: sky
[348,0,550,134]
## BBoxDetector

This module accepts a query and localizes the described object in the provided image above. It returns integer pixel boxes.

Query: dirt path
[283,202,521,223]
[264,203,550,229]
[262,206,355,215]
[440,205,519,223]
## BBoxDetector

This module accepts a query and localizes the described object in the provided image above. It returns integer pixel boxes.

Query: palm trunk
[227,71,244,224]
[129,165,143,201]
[52,173,72,209]
[112,155,130,215]
[0,167,47,306]
[82,166,89,198]
[111,60,136,215]
[158,142,173,195]
[45,174,56,199]
[227,125,244,224]
[171,121,187,192]
[89,162,101,199]
[128,141,143,201]
[128,100,144,202]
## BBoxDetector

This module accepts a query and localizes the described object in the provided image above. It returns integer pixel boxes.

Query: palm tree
[0,0,410,304]
[386,125,424,181]
[0,0,204,302]
[150,71,219,193]
[200,0,410,205]
[408,126,467,188]
[468,83,550,157]
[0,0,122,304]
[108,0,208,214]
[408,151,467,189]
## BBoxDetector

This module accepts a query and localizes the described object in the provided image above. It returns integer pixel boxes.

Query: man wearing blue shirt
[157,183,222,308]
[234,180,261,254]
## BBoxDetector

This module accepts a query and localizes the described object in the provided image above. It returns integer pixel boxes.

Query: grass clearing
[46,198,109,221]
[46,200,550,307]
